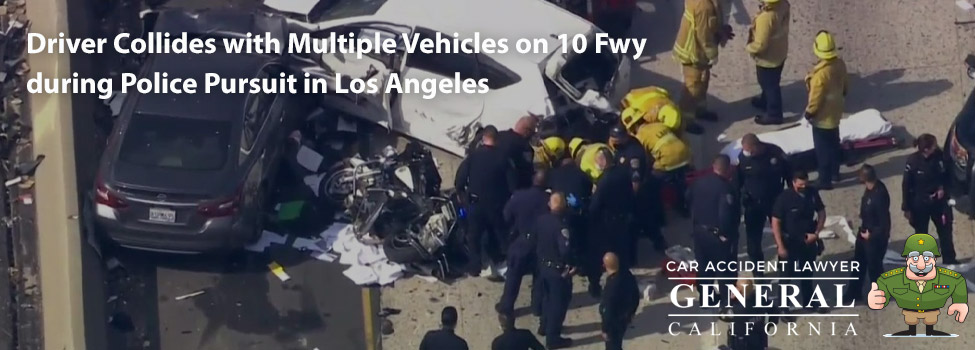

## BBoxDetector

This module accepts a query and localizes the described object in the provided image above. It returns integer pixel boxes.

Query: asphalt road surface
[69,1,378,350]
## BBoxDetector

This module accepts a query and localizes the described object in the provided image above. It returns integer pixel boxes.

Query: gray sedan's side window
[240,71,272,156]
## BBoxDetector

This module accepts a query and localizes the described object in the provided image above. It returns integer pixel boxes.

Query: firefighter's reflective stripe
[673,10,697,63]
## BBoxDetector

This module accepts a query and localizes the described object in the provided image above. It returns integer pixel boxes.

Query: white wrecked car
[275,0,632,156]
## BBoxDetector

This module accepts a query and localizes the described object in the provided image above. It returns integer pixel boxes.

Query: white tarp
[721,109,893,164]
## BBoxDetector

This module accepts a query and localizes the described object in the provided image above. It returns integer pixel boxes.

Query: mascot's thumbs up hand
[867,282,886,310]
[948,303,968,323]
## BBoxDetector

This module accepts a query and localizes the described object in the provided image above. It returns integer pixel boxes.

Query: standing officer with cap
[805,31,848,190]
[902,133,959,264]
[455,126,517,277]
[771,170,826,307]
[737,133,790,276]
[609,123,668,253]
[689,154,740,303]
[868,233,968,336]
[535,192,575,349]
[747,0,791,125]
[497,170,551,319]
[845,164,891,303]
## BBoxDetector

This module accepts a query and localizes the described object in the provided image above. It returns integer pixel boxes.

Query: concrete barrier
[26,0,87,348]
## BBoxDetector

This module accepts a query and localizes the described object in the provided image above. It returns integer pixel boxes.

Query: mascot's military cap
[901,233,940,257]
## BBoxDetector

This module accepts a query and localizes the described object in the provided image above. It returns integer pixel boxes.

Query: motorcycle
[322,142,462,267]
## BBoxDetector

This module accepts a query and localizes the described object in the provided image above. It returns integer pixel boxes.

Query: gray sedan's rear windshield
[118,114,232,171]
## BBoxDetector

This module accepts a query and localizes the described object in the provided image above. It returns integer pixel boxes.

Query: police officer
[590,148,637,289]
[497,170,550,318]
[548,156,595,299]
[455,126,518,277]
[737,133,790,276]
[498,116,539,189]
[419,306,470,350]
[846,164,890,303]
[689,155,740,303]
[535,192,575,349]
[492,314,545,350]
[869,233,968,336]
[902,134,958,264]
[771,170,826,306]
[600,252,640,350]
[609,124,668,254]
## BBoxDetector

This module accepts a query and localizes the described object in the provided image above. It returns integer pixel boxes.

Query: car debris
[174,290,206,301]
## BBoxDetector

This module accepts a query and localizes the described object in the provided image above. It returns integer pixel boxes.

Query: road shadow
[633,0,681,60]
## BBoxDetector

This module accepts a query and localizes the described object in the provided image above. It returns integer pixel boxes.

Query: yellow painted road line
[362,288,376,350]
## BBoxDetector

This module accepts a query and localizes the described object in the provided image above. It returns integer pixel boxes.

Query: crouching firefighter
[568,138,614,183]
[621,86,696,134]
[620,113,692,216]
[533,136,567,171]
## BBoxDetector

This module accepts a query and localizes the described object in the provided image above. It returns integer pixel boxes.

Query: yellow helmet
[569,138,587,159]
[542,137,566,159]
[620,107,645,132]
[762,0,780,3]
[813,31,837,60]
[658,104,681,130]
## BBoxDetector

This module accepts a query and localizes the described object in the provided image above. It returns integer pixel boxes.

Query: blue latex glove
[567,193,579,208]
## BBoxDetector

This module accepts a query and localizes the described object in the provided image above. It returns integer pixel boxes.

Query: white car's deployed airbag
[721,109,893,163]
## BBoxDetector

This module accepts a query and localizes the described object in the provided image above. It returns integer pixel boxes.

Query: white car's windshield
[558,37,621,99]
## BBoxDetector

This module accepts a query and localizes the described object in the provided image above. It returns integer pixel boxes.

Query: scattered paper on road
[958,0,974,11]
[313,251,338,262]
[268,262,291,282]
[303,173,326,196]
[343,264,379,285]
[244,230,288,252]
[293,237,325,253]
[824,216,855,244]
[818,230,836,239]
[174,290,206,301]
[297,145,324,172]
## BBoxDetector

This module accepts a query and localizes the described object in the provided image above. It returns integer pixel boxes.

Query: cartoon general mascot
[868,233,968,336]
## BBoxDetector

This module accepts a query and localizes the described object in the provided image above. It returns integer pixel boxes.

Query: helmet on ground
[569,138,587,159]
[542,137,566,159]
[813,31,838,60]
[901,233,941,257]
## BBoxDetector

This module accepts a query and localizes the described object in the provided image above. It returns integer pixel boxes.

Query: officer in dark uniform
[497,116,539,189]
[609,124,668,254]
[535,192,574,349]
[737,133,790,276]
[455,126,518,276]
[419,306,470,350]
[497,170,550,318]
[590,148,636,291]
[845,164,891,303]
[492,314,545,350]
[689,155,740,303]
[902,134,958,264]
[771,170,826,306]
[548,156,595,298]
[600,252,640,350]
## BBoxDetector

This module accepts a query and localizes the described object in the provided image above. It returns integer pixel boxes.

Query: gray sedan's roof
[133,51,271,120]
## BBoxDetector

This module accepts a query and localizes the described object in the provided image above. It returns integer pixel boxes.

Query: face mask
[742,150,752,157]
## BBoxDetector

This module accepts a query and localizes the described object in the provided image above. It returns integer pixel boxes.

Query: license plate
[148,207,176,223]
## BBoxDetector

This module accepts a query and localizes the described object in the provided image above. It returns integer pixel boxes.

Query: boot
[926,324,950,336]
[754,115,784,125]
[891,325,918,336]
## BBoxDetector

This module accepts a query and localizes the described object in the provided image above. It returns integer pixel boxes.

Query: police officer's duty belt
[543,260,566,270]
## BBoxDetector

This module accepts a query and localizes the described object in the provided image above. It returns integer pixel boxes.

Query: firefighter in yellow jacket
[747,0,790,125]
[569,138,613,183]
[673,0,732,128]
[805,31,848,190]
[621,86,700,135]
[621,114,692,216]
[533,136,567,171]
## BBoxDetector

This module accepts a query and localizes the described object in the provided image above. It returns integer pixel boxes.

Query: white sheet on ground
[297,145,324,172]
[721,109,893,163]
[244,230,288,252]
